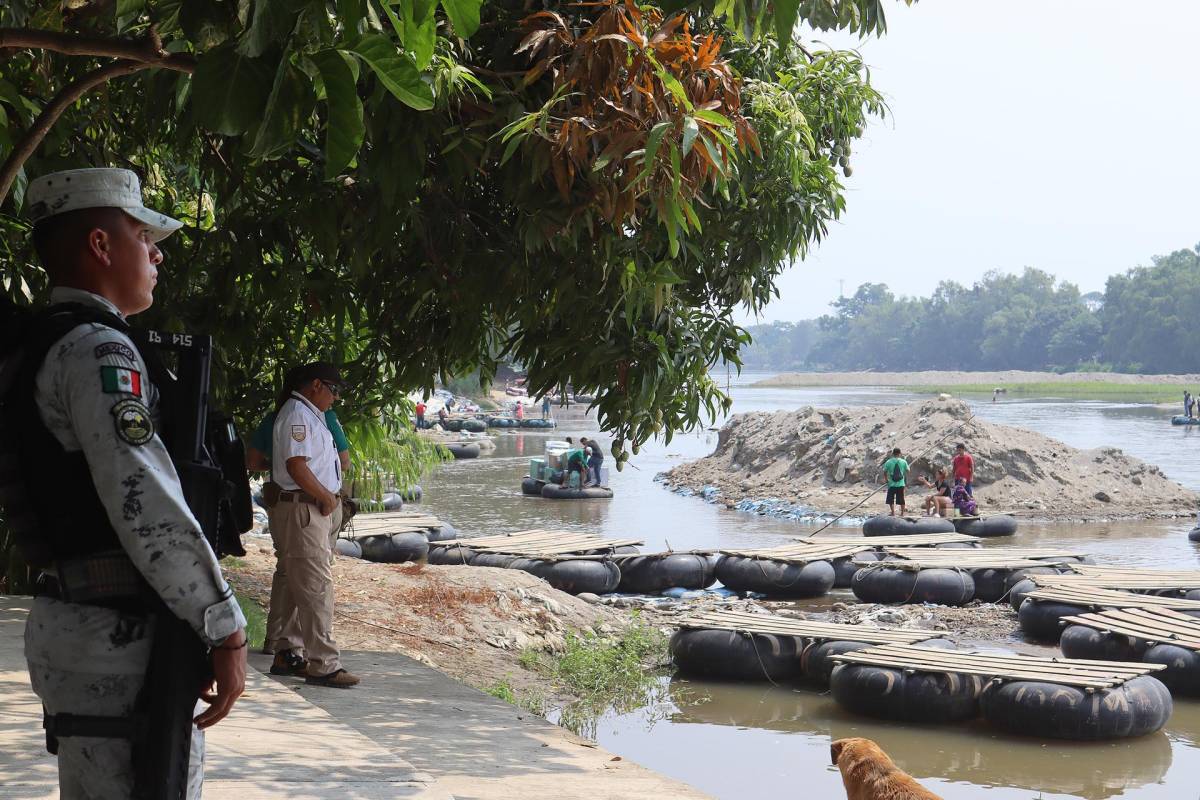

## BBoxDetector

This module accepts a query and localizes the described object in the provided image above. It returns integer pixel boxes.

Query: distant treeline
[741,245,1200,374]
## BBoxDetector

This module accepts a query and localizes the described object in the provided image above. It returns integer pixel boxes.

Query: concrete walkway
[1,597,709,799]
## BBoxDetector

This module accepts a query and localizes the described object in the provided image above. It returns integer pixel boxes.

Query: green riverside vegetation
[913,383,1185,403]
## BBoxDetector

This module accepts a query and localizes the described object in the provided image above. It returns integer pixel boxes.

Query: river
[415,376,1200,799]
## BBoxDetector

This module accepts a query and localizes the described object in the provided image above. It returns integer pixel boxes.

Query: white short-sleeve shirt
[273,392,341,493]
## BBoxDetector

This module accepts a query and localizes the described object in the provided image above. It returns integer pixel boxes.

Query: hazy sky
[747,0,1200,323]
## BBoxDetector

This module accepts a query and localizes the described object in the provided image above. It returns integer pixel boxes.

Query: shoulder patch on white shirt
[94,341,137,362]
[291,425,306,442]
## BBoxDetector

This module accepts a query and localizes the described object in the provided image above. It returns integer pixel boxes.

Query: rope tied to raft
[801,411,979,538]
[738,627,783,688]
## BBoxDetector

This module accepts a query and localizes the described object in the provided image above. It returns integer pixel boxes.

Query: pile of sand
[663,397,1195,521]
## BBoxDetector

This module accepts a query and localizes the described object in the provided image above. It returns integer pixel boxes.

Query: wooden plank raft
[1059,564,1200,590]
[677,610,940,644]
[1061,607,1200,651]
[800,533,981,547]
[1023,585,1200,610]
[832,642,1165,689]
[720,542,876,562]
[439,528,643,556]
[346,511,446,536]
[857,547,1088,570]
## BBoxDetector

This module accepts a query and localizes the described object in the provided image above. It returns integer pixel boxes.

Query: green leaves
[380,0,437,70]
[440,0,482,38]
[312,50,365,179]
[350,34,434,111]
[249,57,316,160]
[191,46,274,136]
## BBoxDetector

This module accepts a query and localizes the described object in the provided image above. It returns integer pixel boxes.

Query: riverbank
[662,397,1196,521]
[754,370,1200,402]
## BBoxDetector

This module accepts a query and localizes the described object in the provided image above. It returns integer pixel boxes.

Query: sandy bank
[754,370,1200,387]
[662,397,1196,521]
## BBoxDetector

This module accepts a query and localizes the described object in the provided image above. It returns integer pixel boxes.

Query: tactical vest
[0,303,135,569]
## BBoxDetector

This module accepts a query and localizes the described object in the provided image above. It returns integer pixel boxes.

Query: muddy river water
[417,378,1200,799]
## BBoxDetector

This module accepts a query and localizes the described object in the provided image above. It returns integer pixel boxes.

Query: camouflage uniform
[22,286,245,799]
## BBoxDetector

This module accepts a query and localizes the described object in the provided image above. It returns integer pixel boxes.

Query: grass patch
[484,678,547,715]
[914,382,1185,403]
[237,592,267,651]
[518,614,671,738]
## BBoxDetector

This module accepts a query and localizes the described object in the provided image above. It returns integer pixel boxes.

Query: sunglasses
[320,380,342,396]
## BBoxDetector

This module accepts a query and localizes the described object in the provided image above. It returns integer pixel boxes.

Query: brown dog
[831,737,943,800]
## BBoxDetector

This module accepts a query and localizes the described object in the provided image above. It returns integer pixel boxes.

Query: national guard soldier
[1,168,247,798]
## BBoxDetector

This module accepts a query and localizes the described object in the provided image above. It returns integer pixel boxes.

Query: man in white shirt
[271,362,360,687]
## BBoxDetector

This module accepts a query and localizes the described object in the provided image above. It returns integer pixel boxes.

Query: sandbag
[334,538,362,559]
[953,515,1018,537]
[980,676,1172,740]
[831,663,982,723]
[617,553,717,594]
[862,516,956,537]
[670,629,803,681]
[716,556,835,598]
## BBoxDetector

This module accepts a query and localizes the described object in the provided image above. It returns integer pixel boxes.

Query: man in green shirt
[882,447,909,517]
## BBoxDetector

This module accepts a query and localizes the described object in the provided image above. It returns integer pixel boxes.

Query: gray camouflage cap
[26,167,183,242]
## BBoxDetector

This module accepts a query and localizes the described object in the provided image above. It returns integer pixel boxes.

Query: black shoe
[270,649,308,676]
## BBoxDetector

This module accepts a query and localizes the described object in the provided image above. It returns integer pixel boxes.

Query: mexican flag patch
[101,365,142,396]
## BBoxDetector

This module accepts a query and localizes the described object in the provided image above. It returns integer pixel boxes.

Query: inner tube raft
[520,418,556,429]
[1061,625,1200,695]
[670,629,803,681]
[804,637,955,686]
[1172,416,1200,425]
[540,484,613,499]
[863,516,956,537]
[426,544,474,565]
[832,550,880,588]
[526,558,620,594]
[617,553,718,594]
[980,676,1172,740]
[445,443,480,459]
[716,556,835,598]
[1189,526,1200,543]
[831,662,983,723]
[973,566,1060,604]
[851,565,975,606]
[425,522,458,542]
[357,532,429,564]
[334,538,363,558]
[1020,597,1200,643]
[459,419,487,433]
[952,515,1018,537]
[521,476,545,496]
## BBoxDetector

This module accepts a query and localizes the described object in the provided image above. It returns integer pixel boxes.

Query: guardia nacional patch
[111,399,154,446]
[291,425,306,442]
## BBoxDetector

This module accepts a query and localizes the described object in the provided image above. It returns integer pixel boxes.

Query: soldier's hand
[196,629,247,730]
[318,491,338,517]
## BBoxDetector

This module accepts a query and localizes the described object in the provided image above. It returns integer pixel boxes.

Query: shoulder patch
[111,399,154,446]
[100,365,142,395]
[291,425,306,442]
[95,341,137,362]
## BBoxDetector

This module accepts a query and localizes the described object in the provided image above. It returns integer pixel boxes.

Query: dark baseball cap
[290,361,346,389]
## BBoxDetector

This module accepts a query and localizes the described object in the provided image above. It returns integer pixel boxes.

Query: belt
[277,489,319,505]
[36,553,149,613]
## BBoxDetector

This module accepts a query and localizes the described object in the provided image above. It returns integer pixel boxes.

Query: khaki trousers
[268,499,342,675]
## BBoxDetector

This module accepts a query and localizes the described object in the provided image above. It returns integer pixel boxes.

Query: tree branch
[0,60,153,205]
[0,27,196,72]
